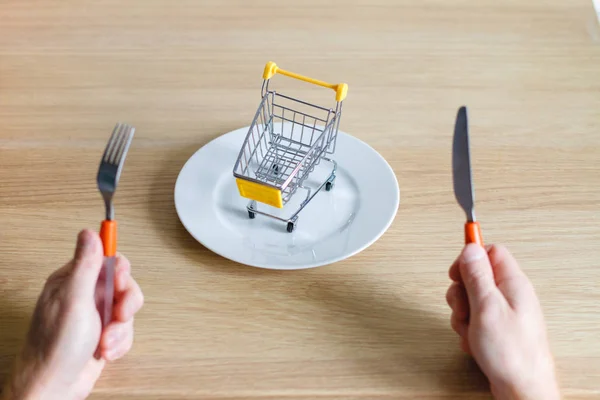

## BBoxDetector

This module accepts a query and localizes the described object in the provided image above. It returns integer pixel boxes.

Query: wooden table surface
[1,1,599,398]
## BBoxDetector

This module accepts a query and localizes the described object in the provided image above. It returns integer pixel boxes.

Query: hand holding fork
[97,123,135,328]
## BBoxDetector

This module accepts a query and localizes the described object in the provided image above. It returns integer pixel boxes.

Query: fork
[97,123,135,328]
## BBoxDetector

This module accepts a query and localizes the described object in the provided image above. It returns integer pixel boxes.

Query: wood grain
[1,0,599,398]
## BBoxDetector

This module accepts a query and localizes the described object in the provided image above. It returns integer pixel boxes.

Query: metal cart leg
[247,200,257,219]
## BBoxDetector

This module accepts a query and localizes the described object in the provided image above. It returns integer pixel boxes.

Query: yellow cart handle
[263,61,348,102]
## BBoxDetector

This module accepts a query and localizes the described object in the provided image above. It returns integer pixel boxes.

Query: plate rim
[174,127,400,270]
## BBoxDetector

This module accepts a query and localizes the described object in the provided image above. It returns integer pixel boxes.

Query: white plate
[174,127,399,270]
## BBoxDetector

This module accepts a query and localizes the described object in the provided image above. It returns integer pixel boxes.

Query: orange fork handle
[100,220,117,256]
[465,221,484,246]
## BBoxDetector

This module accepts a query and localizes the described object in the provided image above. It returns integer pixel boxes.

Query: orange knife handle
[100,220,117,257]
[465,221,484,246]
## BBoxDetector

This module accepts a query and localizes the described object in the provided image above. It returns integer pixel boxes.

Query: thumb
[70,229,104,298]
[458,243,499,312]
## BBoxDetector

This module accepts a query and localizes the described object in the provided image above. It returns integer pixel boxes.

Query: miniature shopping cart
[233,61,348,233]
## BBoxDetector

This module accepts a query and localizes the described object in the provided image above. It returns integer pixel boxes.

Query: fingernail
[462,244,486,263]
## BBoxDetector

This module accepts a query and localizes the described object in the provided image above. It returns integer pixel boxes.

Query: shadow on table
[145,126,489,394]
[0,296,30,388]
[292,276,490,394]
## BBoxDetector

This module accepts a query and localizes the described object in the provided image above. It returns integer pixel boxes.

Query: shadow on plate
[221,203,249,221]
[147,127,283,277]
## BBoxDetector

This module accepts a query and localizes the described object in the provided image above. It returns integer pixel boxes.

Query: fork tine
[105,123,124,164]
[115,125,134,166]
[112,124,131,166]
[110,124,127,165]
[107,123,127,165]
[102,123,122,163]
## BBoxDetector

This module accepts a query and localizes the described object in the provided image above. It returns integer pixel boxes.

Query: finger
[449,256,462,282]
[100,319,133,354]
[449,245,493,282]
[487,244,535,308]
[47,262,73,283]
[460,336,472,355]
[112,254,132,303]
[70,230,104,298]
[102,320,134,361]
[487,244,526,285]
[446,282,470,321]
[449,245,492,282]
[114,253,131,277]
[451,311,468,337]
[446,283,456,308]
[105,327,134,361]
[115,267,128,294]
[113,272,144,322]
[114,255,134,296]
[458,244,502,313]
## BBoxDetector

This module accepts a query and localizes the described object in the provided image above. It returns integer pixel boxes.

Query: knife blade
[452,106,483,246]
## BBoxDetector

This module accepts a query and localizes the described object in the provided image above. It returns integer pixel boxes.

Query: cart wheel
[248,210,256,219]
[286,222,295,233]
[326,181,335,191]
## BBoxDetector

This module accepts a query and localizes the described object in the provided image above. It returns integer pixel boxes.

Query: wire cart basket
[233,61,348,232]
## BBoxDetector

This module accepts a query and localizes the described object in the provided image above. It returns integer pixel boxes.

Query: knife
[452,106,484,246]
